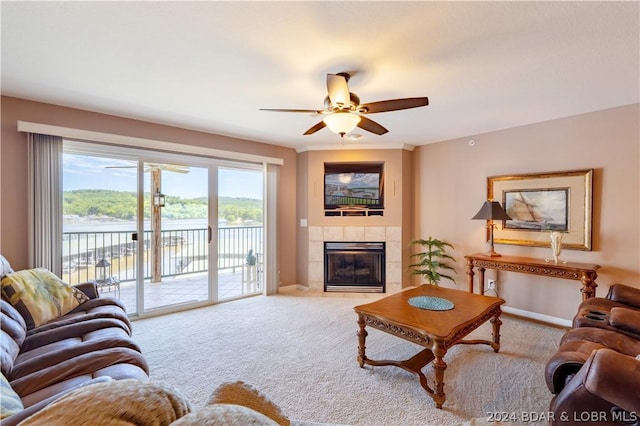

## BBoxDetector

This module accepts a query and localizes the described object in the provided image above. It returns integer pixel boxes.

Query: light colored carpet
[131,290,565,426]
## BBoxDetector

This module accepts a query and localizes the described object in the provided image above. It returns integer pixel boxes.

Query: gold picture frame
[487,169,594,250]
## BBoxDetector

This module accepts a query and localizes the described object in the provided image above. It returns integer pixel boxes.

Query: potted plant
[409,237,456,286]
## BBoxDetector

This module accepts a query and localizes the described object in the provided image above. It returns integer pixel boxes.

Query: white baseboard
[278,284,309,292]
[502,306,572,327]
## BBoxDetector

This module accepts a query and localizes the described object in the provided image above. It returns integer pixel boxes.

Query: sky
[63,153,263,199]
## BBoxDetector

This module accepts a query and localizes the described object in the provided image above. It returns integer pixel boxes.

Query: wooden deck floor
[98,268,261,315]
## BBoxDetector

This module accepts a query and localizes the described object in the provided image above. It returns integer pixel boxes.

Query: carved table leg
[466,258,475,293]
[580,272,598,300]
[432,340,447,409]
[490,310,502,353]
[478,267,486,295]
[356,314,368,368]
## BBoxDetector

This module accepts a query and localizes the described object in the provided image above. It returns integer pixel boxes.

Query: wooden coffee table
[354,285,505,408]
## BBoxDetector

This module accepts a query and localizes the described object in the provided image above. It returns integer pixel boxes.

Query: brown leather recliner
[549,348,640,426]
[546,284,640,394]
[545,326,640,394]
[573,284,640,339]
[545,283,640,425]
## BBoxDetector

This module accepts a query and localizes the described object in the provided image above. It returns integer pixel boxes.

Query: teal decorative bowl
[408,296,454,311]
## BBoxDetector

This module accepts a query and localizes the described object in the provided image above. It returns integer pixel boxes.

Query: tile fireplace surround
[307,226,403,294]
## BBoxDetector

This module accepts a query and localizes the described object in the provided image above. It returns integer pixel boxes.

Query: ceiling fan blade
[357,116,388,135]
[160,165,190,174]
[303,121,327,135]
[358,97,429,114]
[327,73,350,108]
[260,108,323,114]
[105,164,189,173]
[145,165,190,174]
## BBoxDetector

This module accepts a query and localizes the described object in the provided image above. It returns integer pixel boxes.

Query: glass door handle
[208,226,212,244]
[132,233,138,241]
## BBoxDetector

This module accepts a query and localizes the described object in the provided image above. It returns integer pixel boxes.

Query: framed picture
[487,169,594,250]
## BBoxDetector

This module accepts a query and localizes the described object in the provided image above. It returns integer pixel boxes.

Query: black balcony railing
[62,226,263,284]
[325,194,380,206]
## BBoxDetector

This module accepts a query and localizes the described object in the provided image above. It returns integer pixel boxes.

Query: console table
[465,253,601,301]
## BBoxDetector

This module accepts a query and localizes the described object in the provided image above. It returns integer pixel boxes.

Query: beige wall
[0,96,298,287]
[303,149,406,226]
[296,151,310,287]
[414,103,640,321]
[402,149,415,286]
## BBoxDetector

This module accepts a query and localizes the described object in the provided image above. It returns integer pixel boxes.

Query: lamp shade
[323,111,361,135]
[472,201,512,221]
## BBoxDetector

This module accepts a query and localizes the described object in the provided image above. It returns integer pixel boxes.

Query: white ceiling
[2,1,638,152]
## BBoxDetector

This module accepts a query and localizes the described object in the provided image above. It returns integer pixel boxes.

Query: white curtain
[264,163,279,295]
[28,133,63,274]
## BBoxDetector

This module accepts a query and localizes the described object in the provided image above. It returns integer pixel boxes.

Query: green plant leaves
[409,237,457,286]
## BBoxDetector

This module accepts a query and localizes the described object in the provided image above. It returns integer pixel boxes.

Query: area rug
[131,290,565,425]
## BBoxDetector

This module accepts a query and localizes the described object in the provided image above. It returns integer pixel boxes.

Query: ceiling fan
[260,72,429,137]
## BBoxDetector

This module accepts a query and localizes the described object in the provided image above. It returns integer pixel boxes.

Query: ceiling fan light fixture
[263,72,427,137]
[323,111,361,137]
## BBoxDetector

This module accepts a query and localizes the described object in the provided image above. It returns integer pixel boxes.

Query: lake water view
[63,218,263,283]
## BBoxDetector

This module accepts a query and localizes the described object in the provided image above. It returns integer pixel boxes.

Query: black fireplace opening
[324,242,385,293]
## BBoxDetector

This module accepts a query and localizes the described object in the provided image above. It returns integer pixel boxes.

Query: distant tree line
[63,190,262,223]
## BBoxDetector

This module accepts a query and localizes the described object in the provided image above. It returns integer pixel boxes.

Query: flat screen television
[324,162,384,210]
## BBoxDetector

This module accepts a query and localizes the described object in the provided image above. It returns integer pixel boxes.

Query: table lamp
[472,201,512,257]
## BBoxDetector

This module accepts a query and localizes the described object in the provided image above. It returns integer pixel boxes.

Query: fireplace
[324,242,385,293]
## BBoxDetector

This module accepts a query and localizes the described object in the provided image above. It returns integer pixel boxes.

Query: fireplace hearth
[324,242,385,293]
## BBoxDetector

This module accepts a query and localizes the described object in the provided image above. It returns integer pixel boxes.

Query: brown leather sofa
[545,284,640,425]
[1,257,149,425]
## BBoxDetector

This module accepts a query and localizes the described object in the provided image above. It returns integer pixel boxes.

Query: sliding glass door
[142,162,210,311]
[62,152,140,314]
[62,142,267,316]
[217,166,264,300]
